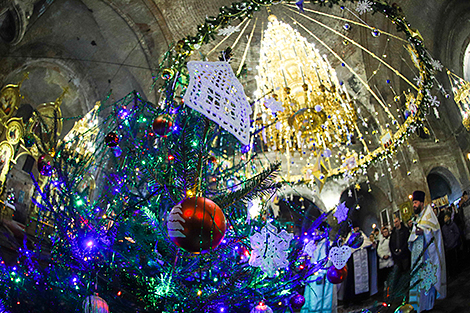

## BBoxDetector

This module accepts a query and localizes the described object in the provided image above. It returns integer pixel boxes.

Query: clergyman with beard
[407,190,446,312]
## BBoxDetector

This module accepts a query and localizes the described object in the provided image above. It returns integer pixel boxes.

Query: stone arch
[266,185,326,235]
[339,182,389,232]
[3,49,100,136]
[427,166,461,203]
[272,185,327,212]
[0,0,34,45]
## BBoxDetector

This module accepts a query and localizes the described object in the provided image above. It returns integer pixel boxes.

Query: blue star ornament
[296,0,305,12]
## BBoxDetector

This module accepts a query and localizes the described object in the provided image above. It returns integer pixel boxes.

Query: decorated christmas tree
[0,0,446,312]
[0,87,312,312]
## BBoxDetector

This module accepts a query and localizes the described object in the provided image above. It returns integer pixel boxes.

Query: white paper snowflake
[217,25,241,37]
[264,96,284,113]
[184,61,252,145]
[430,58,443,72]
[334,202,349,223]
[393,160,400,169]
[249,222,293,278]
[356,0,373,15]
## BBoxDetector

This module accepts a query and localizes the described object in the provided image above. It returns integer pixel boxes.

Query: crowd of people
[301,190,470,313]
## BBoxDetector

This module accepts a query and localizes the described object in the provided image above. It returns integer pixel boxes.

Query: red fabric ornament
[167,197,226,253]
[104,132,119,147]
[152,114,173,137]
[326,265,348,284]
[37,154,54,176]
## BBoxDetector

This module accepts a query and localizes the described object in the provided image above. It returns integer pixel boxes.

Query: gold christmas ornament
[161,68,175,80]
[394,303,415,313]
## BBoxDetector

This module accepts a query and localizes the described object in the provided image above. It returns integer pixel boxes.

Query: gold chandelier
[448,70,470,130]
[255,15,358,154]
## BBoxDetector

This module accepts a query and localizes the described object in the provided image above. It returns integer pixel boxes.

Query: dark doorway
[277,195,322,236]
[339,183,382,235]
[427,173,451,200]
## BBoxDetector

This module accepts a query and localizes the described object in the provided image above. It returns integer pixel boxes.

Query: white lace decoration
[249,222,293,278]
[184,61,252,145]
[328,245,352,269]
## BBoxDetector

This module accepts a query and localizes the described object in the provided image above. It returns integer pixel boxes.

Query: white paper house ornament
[183,61,252,145]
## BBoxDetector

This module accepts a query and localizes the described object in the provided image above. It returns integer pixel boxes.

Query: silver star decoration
[428,95,440,107]
[356,0,373,15]
[413,75,423,86]
[217,25,241,37]
[430,58,443,72]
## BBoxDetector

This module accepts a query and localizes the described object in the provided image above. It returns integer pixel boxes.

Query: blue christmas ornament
[347,231,364,249]
[404,110,411,119]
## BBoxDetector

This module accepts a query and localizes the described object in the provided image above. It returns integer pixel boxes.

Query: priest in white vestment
[408,190,446,313]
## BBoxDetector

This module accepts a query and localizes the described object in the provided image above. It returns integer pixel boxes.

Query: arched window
[463,43,470,81]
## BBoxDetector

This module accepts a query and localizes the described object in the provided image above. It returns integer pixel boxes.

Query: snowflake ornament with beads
[249,222,293,278]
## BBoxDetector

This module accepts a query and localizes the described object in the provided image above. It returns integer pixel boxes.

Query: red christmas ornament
[167,197,226,253]
[37,154,54,176]
[152,114,173,137]
[105,132,119,147]
[326,265,348,284]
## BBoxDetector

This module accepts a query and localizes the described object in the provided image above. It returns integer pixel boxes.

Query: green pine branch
[213,161,281,210]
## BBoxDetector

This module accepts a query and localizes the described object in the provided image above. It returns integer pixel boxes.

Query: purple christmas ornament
[290,294,306,310]
[326,266,347,284]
